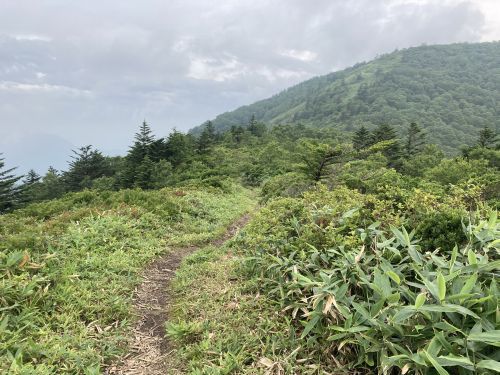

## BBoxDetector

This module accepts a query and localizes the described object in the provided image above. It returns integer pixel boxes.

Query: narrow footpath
[106,214,251,375]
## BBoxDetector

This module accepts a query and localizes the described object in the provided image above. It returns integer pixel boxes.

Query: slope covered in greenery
[201,42,500,154]
[0,185,253,373]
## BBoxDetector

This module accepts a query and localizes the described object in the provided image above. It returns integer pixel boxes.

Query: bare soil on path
[106,214,251,375]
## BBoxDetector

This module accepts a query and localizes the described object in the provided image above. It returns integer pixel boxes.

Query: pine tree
[21,169,42,204]
[0,154,23,213]
[230,125,245,144]
[122,121,157,187]
[478,126,497,149]
[298,141,344,181]
[198,121,216,154]
[24,169,41,185]
[136,120,155,147]
[64,145,110,191]
[247,115,266,137]
[128,120,155,162]
[165,130,195,167]
[353,126,371,151]
[39,167,66,200]
[134,155,154,189]
[371,124,397,143]
[405,122,426,157]
[371,124,402,168]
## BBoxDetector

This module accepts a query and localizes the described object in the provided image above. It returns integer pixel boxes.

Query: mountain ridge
[192,42,500,153]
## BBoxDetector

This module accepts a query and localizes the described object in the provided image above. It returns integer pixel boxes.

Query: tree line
[0,118,498,213]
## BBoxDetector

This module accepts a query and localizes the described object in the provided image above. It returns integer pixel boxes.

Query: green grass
[0,185,255,374]
[167,244,312,375]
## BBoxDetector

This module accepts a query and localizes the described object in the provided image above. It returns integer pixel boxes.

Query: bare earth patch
[106,214,251,375]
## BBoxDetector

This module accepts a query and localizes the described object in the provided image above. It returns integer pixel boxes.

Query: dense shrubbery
[239,184,499,374]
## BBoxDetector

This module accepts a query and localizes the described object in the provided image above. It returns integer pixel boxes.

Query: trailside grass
[166,243,316,375]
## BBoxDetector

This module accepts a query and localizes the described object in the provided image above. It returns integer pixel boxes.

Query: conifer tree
[230,125,245,144]
[40,167,66,200]
[21,169,42,204]
[24,169,41,185]
[405,122,426,157]
[371,124,402,168]
[0,154,23,213]
[64,145,110,191]
[165,130,195,167]
[123,121,156,187]
[248,115,266,137]
[198,121,216,154]
[478,126,497,149]
[353,126,371,151]
[134,155,155,189]
[128,120,155,163]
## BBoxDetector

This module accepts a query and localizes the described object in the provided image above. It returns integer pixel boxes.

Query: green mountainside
[201,42,500,153]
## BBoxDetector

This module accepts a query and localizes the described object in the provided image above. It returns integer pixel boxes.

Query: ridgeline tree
[198,121,217,154]
[65,146,110,191]
[0,154,23,213]
[40,167,66,200]
[230,125,245,144]
[24,169,41,185]
[405,122,426,157]
[165,130,195,168]
[297,141,345,182]
[123,121,156,187]
[352,126,371,151]
[134,155,155,190]
[477,126,497,149]
[248,115,266,137]
[371,124,402,168]
[21,169,42,203]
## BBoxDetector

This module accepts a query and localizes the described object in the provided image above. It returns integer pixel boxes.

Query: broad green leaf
[386,271,400,285]
[420,275,441,302]
[423,350,449,375]
[437,355,473,370]
[449,245,458,272]
[419,304,479,319]
[393,307,417,323]
[437,273,446,302]
[477,359,500,372]
[433,321,461,333]
[415,293,426,309]
[467,250,477,266]
[301,314,320,338]
[468,331,500,346]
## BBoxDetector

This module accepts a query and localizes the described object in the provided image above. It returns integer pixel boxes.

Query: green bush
[240,189,499,374]
[260,172,312,202]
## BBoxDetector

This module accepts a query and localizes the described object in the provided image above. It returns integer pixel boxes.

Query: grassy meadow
[0,185,254,373]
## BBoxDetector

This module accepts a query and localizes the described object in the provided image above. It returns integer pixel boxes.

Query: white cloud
[187,55,247,82]
[13,34,52,42]
[0,81,91,96]
[280,49,318,62]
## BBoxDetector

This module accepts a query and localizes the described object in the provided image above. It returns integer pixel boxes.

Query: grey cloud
[0,0,492,173]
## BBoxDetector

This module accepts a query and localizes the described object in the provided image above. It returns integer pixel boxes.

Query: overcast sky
[0,0,499,173]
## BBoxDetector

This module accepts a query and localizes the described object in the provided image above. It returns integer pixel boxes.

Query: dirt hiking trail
[106,214,251,375]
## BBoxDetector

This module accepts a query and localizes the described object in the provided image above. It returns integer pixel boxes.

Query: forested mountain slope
[200,42,500,153]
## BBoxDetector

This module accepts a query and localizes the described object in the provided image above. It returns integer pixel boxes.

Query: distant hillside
[195,42,500,153]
